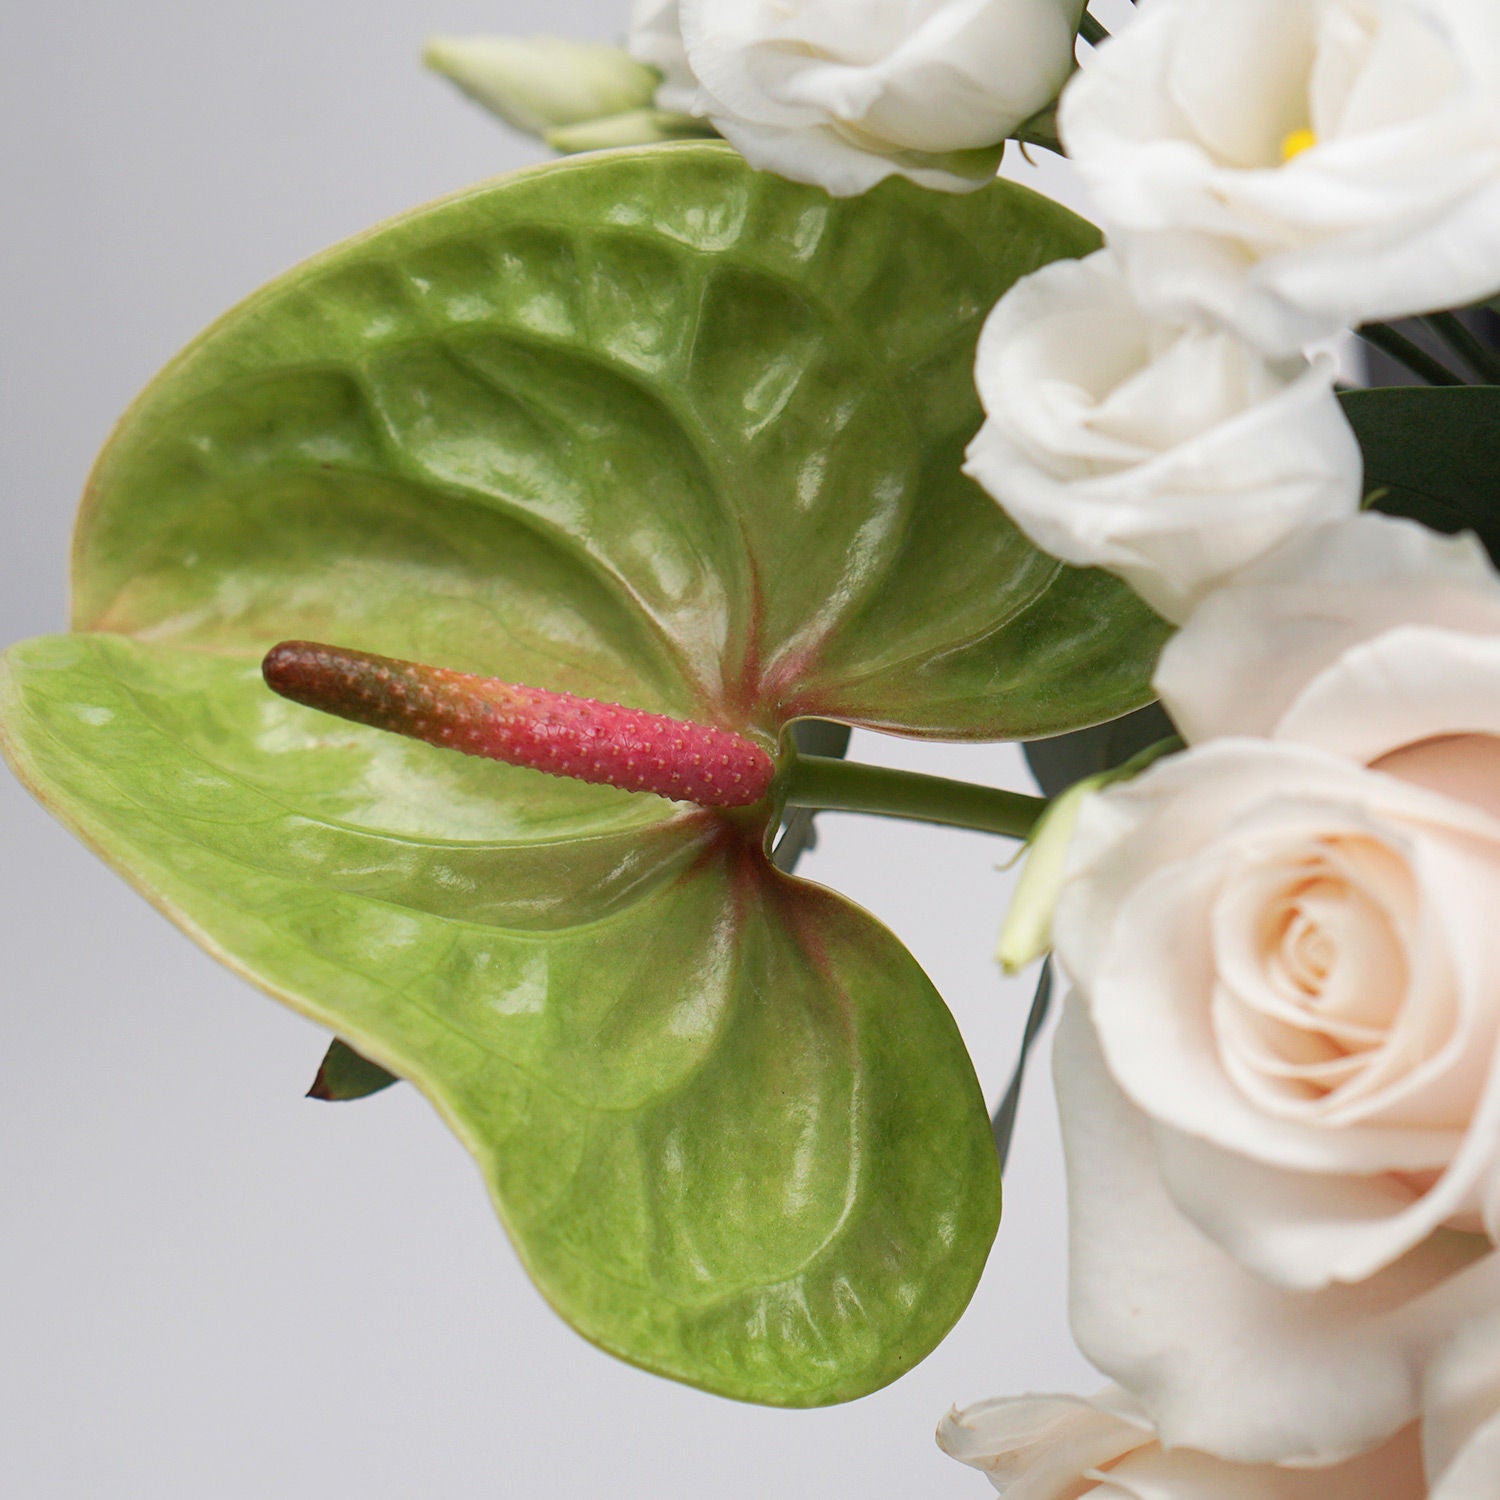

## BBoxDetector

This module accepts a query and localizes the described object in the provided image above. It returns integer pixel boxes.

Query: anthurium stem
[782,754,1047,839]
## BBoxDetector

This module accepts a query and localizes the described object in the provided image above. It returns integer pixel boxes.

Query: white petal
[1280,629,1500,769]
[1423,1313,1500,1498]
[1054,997,1494,1465]
[938,1391,1149,1499]
[1156,515,1500,745]
[1059,0,1500,355]
[675,0,1080,195]
[965,251,1360,623]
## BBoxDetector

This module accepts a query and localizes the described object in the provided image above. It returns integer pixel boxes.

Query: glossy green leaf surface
[2,144,1162,1404]
[1342,385,1500,564]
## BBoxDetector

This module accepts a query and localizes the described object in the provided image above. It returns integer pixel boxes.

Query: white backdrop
[0,5,1109,1495]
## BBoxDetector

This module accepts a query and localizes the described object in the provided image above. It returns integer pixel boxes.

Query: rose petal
[1055,997,1494,1465]
[1281,629,1500,771]
[1156,515,1500,746]
[1058,742,1500,1171]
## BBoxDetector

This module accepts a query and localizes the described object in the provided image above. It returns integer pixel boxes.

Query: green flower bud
[424,35,660,140]
[546,108,716,155]
[996,774,1104,975]
[998,735,1180,973]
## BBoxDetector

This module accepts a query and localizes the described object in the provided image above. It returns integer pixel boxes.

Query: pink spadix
[262,641,776,808]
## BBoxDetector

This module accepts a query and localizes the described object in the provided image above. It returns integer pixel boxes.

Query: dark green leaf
[1341,386,1500,564]
[310,1038,399,1101]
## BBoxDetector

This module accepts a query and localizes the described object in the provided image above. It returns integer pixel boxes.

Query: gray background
[0,4,1106,1495]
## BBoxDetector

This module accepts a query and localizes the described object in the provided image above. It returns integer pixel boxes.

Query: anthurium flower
[0,145,1162,1405]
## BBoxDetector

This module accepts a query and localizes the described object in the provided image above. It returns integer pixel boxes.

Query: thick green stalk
[781,754,1047,840]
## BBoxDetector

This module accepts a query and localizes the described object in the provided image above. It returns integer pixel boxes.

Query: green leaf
[2,144,1162,1404]
[310,1038,399,1101]
[1341,386,1500,564]
[1,636,996,1406]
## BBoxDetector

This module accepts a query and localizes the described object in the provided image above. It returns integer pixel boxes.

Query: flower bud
[996,773,1104,974]
[999,735,1179,972]
[544,107,714,154]
[424,35,660,140]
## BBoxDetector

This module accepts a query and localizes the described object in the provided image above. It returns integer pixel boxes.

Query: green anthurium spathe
[0,143,1165,1405]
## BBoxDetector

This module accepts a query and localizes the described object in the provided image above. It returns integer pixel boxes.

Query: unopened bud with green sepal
[424,35,710,151]
[998,736,1182,974]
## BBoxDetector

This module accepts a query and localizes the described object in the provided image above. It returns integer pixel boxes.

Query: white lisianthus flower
[629,0,699,116]
[1047,514,1500,1462]
[630,0,1086,196]
[939,1382,1426,1496]
[1059,0,1500,356]
[965,251,1361,622]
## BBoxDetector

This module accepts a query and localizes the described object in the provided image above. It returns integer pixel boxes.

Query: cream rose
[939,1383,1425,1497]
[1054,997,1500,1466]
[631,0,1085,195]
[1423,1313,1500,1498]
[1048,513,1500,1462]
[1059,0,1500,356]
[1057,515,1500,1292]
[964,250,1361,622]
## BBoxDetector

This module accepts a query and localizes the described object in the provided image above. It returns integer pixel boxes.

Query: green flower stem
[1358,322,1465,387]
[781,754,1047,840]
[1424,312,1500,385]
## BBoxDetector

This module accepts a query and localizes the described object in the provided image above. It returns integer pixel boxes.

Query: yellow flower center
[1281,127,1318,162]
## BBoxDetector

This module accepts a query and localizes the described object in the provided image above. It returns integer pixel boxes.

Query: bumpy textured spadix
[263,641,776,807]
[0,145,1166,1407]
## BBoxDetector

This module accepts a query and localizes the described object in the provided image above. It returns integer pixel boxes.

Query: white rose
[631,0,1086,196]
[1059,0,1500,356]
[964,250,1361,622]
[939,1383,1425,1497]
